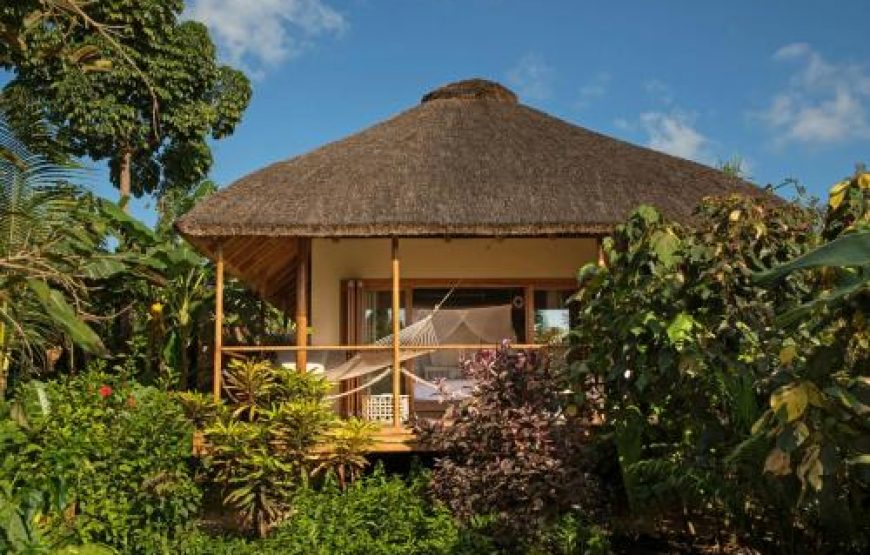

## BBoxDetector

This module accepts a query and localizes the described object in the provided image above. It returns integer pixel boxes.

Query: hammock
[325,367,457,401]
[324,304,516,382]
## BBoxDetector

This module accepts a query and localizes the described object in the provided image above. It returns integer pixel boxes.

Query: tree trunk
[0,324,8,398]
[0,301,10,397]
[119,149,132,210]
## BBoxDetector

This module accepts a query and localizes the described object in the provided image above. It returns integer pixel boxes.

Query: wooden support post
[213,245,224,402]
[404,288,415,417]
[524,285,535,343]
[597,237,607,267]
[391,237,402,428]
[295,238,310,373]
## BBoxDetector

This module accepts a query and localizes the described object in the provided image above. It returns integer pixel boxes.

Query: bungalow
[176,79,763,450]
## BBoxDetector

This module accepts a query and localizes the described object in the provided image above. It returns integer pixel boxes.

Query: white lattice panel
[363,394,409,423]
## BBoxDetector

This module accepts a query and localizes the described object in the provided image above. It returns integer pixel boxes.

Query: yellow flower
[858,172,870,189]
[150,302,164,315]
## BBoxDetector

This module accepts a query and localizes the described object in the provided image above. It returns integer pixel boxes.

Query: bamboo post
[524,285,535,343]
[213,245,224,402]
[597,237,607,267]
[295,238,310,373]
[404,288,415,417]
[0,302,8,397]
[391,237,402,428]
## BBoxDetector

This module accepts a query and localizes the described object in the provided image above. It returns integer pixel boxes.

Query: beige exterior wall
[310,237,597,345]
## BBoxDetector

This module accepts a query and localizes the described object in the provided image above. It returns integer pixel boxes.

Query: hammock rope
[400,367,459,393]
[325,368,392,400]
[325,367,464,402]
[371,282,458,348]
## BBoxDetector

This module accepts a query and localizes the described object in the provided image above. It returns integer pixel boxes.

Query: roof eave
[174,221,615,239]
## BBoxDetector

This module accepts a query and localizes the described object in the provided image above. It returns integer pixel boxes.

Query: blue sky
[31,1,870,224]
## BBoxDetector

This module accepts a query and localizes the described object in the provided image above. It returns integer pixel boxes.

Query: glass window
[360,290,405,394]
[533,289,575,343]
[360,290,405,344]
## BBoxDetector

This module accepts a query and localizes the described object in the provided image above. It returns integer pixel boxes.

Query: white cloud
[639,110,712,162]
[574,73,611,110]
[760,43,870,145]
[186,0,346,75]
[506,54,554,101]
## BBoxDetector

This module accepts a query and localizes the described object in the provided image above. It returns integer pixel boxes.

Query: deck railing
[219,342,562,428]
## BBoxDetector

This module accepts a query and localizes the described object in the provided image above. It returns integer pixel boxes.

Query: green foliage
[172,390,224,429]
[0,117,144,383]
[314,418,379,488]
[141,469,475,555]
[570,183,868,552]
[0,473,63,553]
[222,359,279,421]
[86,181,291,391]
[265,468,462,555]
[0,118,97,372]
[531,510,611,555]
[2,0,252,198]
[202,360,336,537]
[823,171,869,239]
[4,366,201,552]
[1,2,114,70]
[744,171,869,549]
[756,173,869,325]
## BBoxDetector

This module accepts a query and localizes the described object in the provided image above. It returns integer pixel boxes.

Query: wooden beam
[350,277,577,290]
[222,343,554,352]
[295,238,310,373]
[213,244,225,402]
[391,237,401,428]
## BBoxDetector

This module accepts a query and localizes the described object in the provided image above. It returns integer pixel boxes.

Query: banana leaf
[26,279,105,354]
[754,231,870,284]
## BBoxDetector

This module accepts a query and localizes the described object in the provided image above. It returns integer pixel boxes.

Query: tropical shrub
[531,510,611,555]
[6,366,201,552]
[202,359,355,537]
[569,182,867,552]
[148,529,259,555]
[0,418,64,553]
[265,467,463,555]
[173,390,226,429]
[747,172,869,551]
[314,417,379,488]
[417,346,600,549]
[140,469,475,555]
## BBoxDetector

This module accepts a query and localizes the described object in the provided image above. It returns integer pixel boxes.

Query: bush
[266,467,463,554]
[570,187,868,552]
[532,510,611,555]
[145,468,472,555]
[417,346,601,550]
[202,359,376,537]
[7,365,201,552]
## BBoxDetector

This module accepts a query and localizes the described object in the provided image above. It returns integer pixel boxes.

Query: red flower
[98,385,112,398]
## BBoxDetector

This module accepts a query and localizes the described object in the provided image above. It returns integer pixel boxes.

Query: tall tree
[1,0,251,202]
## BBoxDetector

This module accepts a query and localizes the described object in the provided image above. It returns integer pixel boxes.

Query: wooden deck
[370,426,425,453]
[193,427,428,456]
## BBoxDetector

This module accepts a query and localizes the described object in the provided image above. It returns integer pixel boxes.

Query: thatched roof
[176,78,766,240]
[175,78,771,311]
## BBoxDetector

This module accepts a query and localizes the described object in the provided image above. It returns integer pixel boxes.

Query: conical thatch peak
[421,78,517,104]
